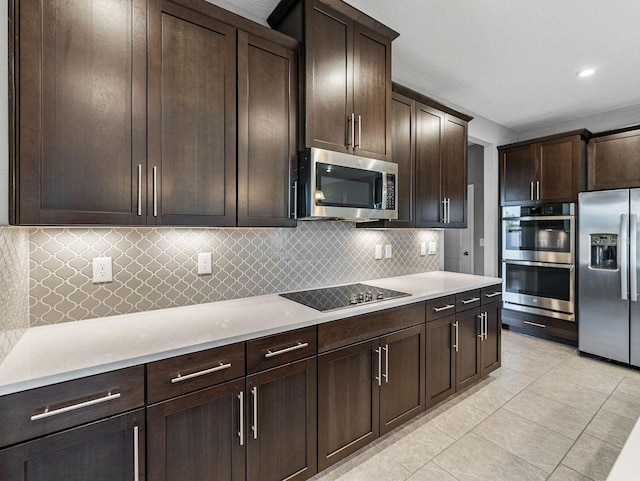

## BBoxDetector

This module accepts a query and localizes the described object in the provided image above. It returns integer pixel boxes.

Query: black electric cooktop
[280,283,411,312]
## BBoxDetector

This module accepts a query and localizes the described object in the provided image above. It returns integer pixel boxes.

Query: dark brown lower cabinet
[318,325,425,470]
[480,302,501,377]
[426,315,456,408]
[0,409,145,481]
[455,307,482,391]
[246,358,317,481]
[147,379,245,481]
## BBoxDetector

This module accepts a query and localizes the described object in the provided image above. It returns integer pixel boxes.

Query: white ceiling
[210,0,640,133]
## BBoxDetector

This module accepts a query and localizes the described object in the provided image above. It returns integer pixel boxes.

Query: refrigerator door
[578,189,630,363]
[631,189,640,367]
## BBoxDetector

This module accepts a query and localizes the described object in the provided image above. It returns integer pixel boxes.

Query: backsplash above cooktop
[29,222,440,326]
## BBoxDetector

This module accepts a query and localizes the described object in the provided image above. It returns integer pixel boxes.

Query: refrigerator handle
[631,214,638,302]
[621,214,629,301]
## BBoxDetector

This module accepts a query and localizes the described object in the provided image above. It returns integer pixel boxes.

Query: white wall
[517,103,640,141]
[0,0,9,225]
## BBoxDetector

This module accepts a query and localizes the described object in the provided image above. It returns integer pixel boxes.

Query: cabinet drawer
[0,366,144,448]
[481,285,502,305]
[426,295,456,322]
[319,302,425,353]
[147,342,245,404]
[247,326,317,374]
[456,290,481,312]
[501,308,577,342]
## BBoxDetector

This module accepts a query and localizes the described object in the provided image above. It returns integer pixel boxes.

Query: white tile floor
[310,329,640,481]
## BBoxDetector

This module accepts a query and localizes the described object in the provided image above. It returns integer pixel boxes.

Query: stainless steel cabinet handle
[442,198,447,223]
[478,313,484,340]
[375,348,382,386]
[631,213,638,302]
[536,180,540,200]
[152,166,158,217]
[485,292,501,298]
[351,113,355,150]
[447,198,451,223]
[530,181,534,201]
[383,344,389,383]
[461,297,480,304]
[433,304,455,312]
[171,362,232,384]
[265,342,309,358]
[292,180,298,219]
[453,322,459,352]
[523,320,546,329]
[134,425,139,481]
[238,391,244,446]
[30,392,121,421]
[357,114,362,148]
[484,313,489,341]
[251,386,258,440]
[622,214,629,301]
[137,165,142,216]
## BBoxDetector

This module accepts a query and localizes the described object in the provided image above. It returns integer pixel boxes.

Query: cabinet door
[443,114,468,227]
[237,32,298,228]
[536,137,578,202]
[500,145,534,205]
[147,0,236,226]
[353,23,392,161]
[147,379,245,481]
[426,316,455,408]
[415,103,444,227]
[379,325,425,435]
[481,302,502,377]
[455,308,482,391]
[318,339,379,471]
[17,0,147,225]
[389,91,415,227]
[305,0,353,154]
[0,410,145,481]
[246,358,317,481]
[588,129,640,191]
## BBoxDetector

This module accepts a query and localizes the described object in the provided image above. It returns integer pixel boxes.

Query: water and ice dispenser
[590,234,618,269]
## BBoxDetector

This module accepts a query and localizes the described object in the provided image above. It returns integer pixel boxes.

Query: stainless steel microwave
[295,148,398,221]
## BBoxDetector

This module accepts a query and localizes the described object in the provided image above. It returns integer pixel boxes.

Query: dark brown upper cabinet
[147,0,237,227]
[268,0,397,161]
[499,130,589,206]
[588,126,640,191]
[15,0,148,225]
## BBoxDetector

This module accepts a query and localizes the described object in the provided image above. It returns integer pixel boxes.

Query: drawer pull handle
[485,292,501,298]
[461,297,481,304]
[265,342,309,358]
[31,392,121,421]
[433,304,455,312]
[523,321,546,329]
[171,362,232,384]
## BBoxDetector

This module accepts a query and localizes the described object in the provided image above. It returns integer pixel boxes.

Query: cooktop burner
[280,283,411,312]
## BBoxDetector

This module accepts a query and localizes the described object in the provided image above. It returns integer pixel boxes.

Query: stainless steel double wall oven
[501,203,576,321]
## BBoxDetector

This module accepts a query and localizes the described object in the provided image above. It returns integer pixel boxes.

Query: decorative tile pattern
[0,227,30,363]
[29,222,440,325]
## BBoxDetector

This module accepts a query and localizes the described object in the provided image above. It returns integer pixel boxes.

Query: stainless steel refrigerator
[579,189,640,366]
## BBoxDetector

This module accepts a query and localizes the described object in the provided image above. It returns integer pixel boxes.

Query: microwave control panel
[385,174,396,210]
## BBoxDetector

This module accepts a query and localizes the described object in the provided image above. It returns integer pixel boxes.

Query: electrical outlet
[420,242,427,256]
[479,238,485,247]
[198,252,212,275]
[92,257,113,283]
[385,245,393,259]
[428,241,438,255]
[375,245,383,260]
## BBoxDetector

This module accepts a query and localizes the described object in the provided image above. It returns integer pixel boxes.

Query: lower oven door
[502,261,574,314]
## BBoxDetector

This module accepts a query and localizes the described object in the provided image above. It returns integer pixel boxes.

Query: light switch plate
[92,257,113,283]
[428,242,438,255]
[385,245,392,259]
[375,245,383,260]
[420,242,427,256]
[198,253,212,275]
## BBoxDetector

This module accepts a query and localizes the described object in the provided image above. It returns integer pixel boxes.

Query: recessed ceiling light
[577,68,596,78]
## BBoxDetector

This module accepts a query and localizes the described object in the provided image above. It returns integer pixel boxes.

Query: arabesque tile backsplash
[29,222,440,326]
[0,227,29,363]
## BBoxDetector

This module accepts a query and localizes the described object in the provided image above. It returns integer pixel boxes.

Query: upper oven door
[502,215,575,263]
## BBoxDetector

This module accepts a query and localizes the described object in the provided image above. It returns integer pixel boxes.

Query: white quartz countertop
[0,271,501,396]
[607,416,640,481]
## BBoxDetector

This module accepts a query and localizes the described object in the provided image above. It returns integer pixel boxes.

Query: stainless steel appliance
[280,283,410,312]
[501,203,576,321]
[295,148,398,221]
[579,189,640,366]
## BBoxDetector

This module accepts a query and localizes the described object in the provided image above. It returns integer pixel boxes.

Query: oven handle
[502,260,574,269]
[501,215,574,222]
